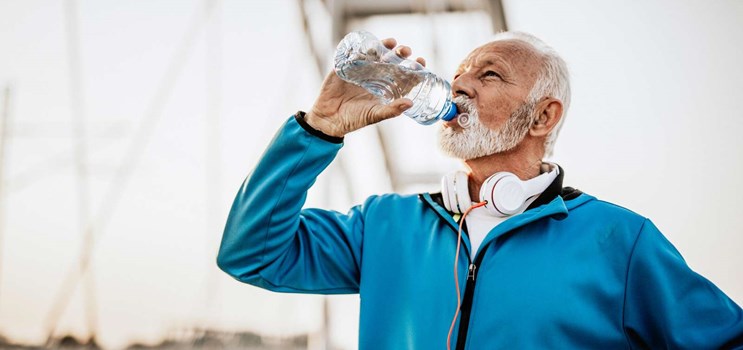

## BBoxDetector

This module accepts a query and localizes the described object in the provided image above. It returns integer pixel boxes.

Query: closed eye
[482,71,503,80]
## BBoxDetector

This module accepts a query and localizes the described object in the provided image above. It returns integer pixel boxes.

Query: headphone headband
[441,163,559,217]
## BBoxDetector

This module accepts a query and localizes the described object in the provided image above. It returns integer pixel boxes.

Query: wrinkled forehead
[457,39,543,76]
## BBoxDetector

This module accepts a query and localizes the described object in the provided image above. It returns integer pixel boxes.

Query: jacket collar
[420,165,592,250]
[424,164,581,218]
[526,164,565,210]
[420,192,573,257]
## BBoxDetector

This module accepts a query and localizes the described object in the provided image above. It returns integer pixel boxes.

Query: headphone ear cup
[480,172,528,217]
[441,171,471,214]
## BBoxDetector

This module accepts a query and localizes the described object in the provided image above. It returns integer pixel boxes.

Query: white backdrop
[0,1,741,349]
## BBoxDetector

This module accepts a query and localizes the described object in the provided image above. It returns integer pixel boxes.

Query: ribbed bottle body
[334,31,456,125]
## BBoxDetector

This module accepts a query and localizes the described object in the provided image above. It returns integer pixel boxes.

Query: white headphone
[440,164,559,217]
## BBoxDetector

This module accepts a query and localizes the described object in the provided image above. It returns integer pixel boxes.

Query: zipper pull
[467,263,477,281]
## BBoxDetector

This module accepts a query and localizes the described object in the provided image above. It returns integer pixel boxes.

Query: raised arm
[217,37,423,293]
[217,114,364,293]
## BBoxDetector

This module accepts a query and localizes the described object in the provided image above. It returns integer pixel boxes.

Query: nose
[451,73,475,99]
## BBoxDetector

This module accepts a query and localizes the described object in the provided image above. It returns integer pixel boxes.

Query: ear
[529,98,563,138]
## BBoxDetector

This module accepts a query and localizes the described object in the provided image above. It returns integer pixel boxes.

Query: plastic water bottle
[333,31,458,125]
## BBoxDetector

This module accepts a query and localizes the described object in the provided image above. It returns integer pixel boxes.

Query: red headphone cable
[446,200,487,350]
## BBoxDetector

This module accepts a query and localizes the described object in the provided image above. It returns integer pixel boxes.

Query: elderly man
[217,32,743,349]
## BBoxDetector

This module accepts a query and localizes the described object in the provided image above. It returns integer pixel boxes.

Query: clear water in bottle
[333,31,458,125]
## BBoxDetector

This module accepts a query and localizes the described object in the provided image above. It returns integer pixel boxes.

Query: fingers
[381,37,429,68]
[393,98,413,111]
[395,46,428,69]
[381,38,397,49]
[395,45,412,58]
[382,38,415,59]
[373,98,413,121]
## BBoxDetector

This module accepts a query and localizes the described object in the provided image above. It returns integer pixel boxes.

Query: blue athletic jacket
[217,114,743,349]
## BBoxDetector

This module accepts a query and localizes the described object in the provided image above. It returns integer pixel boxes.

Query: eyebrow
[477,57,512,75]
[457,55,513,76]
[454,54,513,76]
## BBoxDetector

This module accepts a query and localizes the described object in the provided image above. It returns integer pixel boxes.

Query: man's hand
[305,38,427,138]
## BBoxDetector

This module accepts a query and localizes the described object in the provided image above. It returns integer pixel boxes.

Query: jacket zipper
[417,194,486,350]
[421,192,566,349]
[455,262,477,350]
[454,242,493,350]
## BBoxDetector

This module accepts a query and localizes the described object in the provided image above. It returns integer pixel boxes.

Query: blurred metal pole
[329,0,345,44]
[44,1,217,344]
[485,0,508,32]
[298,0,330,76]
[0,85,11,317]
[297,1,345,348]
[64,0,98,342]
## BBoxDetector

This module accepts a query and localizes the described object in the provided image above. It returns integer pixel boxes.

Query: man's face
[438,40,544,159]
[439,96,536,160]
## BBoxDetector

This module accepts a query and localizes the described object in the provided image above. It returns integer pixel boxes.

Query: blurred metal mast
[297,2,339,348]
[484,0,508,33]
[37,0,100,343]
[44,1,218,344]
[64,0,98,343]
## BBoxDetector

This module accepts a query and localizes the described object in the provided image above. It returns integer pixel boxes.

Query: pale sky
[1,1,742,349]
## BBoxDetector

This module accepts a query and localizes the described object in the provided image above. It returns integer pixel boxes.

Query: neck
[464,143,543,201]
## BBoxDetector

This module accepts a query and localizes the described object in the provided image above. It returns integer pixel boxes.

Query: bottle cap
[441,103,458,121]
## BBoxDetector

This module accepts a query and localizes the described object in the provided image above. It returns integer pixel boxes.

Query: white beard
[438,97,535,160]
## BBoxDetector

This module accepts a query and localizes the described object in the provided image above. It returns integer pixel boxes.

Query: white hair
[489,31,571,158]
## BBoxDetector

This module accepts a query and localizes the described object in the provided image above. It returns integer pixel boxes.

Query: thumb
[372,98,413,121]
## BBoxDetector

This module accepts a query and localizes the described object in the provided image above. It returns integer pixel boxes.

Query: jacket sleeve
[623,219,743,349]
[216,115,364,294]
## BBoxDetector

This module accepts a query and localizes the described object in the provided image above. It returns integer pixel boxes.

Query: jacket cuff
[293,111,344,144]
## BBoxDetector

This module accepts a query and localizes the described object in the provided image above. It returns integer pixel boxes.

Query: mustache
[451,96,479,129]
[452,96,477,116]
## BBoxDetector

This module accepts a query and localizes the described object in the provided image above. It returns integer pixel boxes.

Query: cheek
[477,98,517,129]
